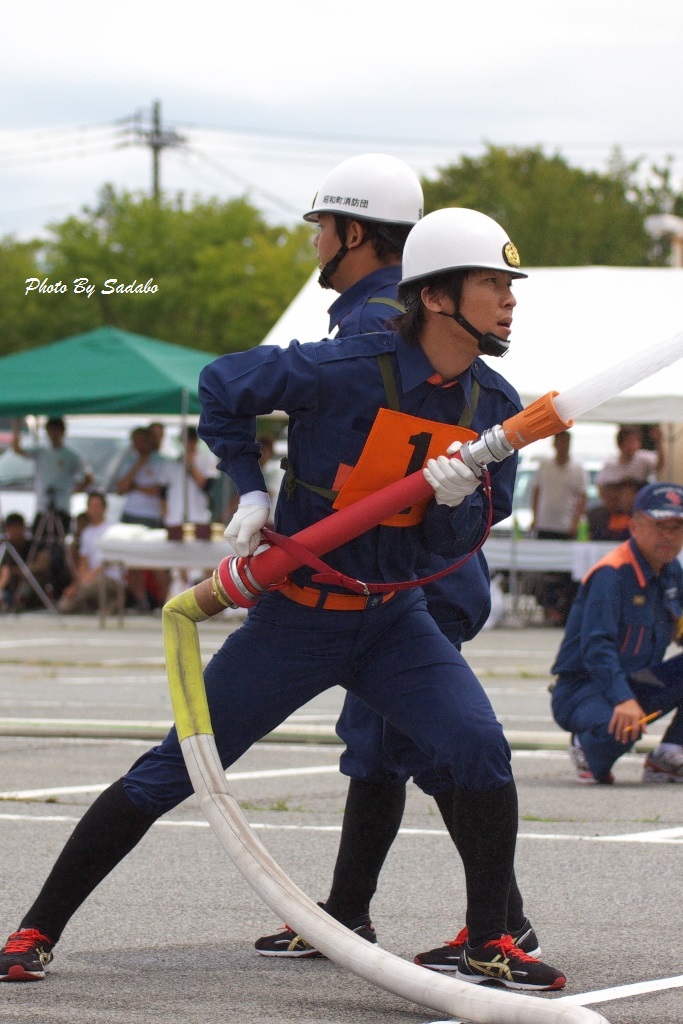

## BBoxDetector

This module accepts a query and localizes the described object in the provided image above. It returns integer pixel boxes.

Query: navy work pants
[122,589,511,815]
[552,652,683,779]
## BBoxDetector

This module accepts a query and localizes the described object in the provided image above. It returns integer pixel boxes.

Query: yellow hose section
[162,588,214,742]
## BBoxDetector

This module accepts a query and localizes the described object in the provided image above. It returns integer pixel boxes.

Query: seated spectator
[587,478,641,541]
[530,431,588,626]
[69,511,90,564]
[0,513,52,611]
[57,493,124,616]
[551,483,683,784]
[597,424,663,487]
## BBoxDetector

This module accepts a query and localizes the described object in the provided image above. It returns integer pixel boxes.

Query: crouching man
[552,483,683,784]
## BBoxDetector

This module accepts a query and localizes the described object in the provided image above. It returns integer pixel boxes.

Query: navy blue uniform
[552,538,683,778]
[324,265,519,790]
[120,331,519,815]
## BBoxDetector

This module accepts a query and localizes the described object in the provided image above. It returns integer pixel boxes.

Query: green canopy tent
[0,326,218,416]
[0,327,226,533]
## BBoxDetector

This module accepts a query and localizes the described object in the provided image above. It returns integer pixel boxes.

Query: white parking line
[517,830,683,845]
[0,764,341,801]
[2,806,683,847]
[0,638,161,649]
[557,973,683,1005]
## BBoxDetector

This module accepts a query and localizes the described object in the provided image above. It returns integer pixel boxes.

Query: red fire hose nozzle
[214,391,572,610]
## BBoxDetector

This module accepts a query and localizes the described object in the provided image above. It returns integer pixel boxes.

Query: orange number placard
[332,408,476,527]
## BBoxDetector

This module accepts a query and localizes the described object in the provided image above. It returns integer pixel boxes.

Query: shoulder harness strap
[283,345,403,501]
[282,332,479,500]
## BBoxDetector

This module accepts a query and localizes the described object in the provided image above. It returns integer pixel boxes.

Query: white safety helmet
[303,153,423,226]
[399,207,527,285]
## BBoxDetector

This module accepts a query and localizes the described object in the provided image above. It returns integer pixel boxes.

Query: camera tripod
[0,514,61,617]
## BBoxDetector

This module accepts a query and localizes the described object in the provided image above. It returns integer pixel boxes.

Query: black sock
[324,778,406,923]
[20,779,158,944]
[505,876,526,933]
[433,785,525,934]
[445,780,518,948]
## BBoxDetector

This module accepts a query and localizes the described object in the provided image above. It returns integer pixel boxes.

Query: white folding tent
[261,270,332,347]
[262,266,683,424]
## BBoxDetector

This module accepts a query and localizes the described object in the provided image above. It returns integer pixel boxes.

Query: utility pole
[131,100,186,200]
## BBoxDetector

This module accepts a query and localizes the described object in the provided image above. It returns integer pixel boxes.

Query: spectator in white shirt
[597,424,663,486]
[530,431,588,626]
[531,432,588,540]
[114,427,170,529]
[57,493,123,615]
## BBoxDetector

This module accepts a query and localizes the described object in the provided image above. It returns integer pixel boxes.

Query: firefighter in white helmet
[0,206,567,994]
[255,201,539,971]
[398,206,527,357]
[303,152,423,291]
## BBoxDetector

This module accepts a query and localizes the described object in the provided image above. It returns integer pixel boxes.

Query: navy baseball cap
[633,483,683,519]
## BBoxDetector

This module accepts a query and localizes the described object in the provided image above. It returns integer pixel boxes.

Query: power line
[187,148,301,215]
[167,118,683,152]
[3,114,682,166]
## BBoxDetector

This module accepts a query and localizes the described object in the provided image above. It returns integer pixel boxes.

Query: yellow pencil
[625,711,661,733]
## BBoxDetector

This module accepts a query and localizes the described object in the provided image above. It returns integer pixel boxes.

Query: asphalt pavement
[0,609,682,1024]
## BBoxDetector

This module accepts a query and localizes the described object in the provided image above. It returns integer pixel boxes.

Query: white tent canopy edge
[262,266,683,424]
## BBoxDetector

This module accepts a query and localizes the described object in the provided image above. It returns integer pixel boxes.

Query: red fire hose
[217,392,569,609]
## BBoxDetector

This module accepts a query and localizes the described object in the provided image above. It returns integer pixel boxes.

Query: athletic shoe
[570,736,615,784]
[456,934,566,991]
[576,768,615,784]
[414,919,540,972]
[643,747,683,783]
[254,912,376,958]
[0,929,54,982]
[568,734,589,772]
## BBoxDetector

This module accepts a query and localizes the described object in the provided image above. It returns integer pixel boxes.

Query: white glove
[423,442,480,507]
[224,490,271,557]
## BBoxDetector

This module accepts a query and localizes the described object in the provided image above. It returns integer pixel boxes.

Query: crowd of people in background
[0,417,285,615]
[0,416,676,619]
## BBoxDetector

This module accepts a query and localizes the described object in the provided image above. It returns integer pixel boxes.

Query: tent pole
[181,388,189,525]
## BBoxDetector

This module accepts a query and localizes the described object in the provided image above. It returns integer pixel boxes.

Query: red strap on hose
[262,468,494,596]
[260,529,370,594]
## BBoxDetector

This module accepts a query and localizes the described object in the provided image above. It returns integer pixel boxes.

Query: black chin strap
[317,217,373,290]
[318,245,349,290]
[438,310,509,358]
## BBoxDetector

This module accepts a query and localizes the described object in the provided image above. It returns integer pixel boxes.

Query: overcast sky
[2,0,682,240]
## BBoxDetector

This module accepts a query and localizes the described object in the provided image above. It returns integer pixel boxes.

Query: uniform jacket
[327,264,403,336]
[199,330,520,593]
[327,263,512,639]
[552,538,683,706]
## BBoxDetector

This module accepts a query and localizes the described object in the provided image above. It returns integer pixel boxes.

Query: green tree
[0,186,316,357]
[422,145,683,266]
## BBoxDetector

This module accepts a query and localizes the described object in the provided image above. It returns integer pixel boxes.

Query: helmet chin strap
[317,218,373,290]
[317,244,349,290]
[438,310,509,358]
